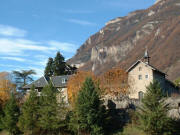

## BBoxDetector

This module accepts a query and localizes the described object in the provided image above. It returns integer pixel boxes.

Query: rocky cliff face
[68,0,180,80]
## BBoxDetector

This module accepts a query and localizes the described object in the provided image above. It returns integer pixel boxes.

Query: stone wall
[104,96,180,119]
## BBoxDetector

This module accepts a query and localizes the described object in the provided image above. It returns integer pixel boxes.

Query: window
[145,75,148,79]
[37,89,41,92]
[138,75,142,80]
[139,67,142,71]
[62,78,66,83]
[138,91,144,100]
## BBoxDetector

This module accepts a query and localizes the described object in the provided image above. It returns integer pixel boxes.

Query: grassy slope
[0,131,8,135]
[113,124,146,135]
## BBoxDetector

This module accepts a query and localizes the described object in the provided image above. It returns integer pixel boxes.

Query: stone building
[23,75,70,103]
[127,49,179,99]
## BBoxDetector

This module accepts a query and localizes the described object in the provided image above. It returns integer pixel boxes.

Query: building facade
[23,75,70,103]
[127,50,178,99]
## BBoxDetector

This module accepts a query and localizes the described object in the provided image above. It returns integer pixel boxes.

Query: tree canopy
[12,70,36,89]
[38,83,67,134]
[44,57,54,78]
[1,94,20,135]
[44,51,77,78]
[18,85,39,135]
[99,68,129,96]
[138,81,172,135]
[67,71,97,104]
[69,77,105,135]
[0,72,16,105]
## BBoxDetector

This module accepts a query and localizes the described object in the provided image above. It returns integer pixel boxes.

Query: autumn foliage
[67,68,129,103]
[67,71,97,103]
[99,68,129,96]
[0,72,16,105]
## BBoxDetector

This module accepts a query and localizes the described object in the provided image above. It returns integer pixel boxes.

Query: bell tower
[143,47,150,64]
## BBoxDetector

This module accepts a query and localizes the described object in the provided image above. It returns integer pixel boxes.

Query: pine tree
[1,94,20,135]
[138,81,172,135]
[71,77,105,135]
[44,57,54,78]
[53,51,66,76]
[38,83,66,134]
[18,85,39,135]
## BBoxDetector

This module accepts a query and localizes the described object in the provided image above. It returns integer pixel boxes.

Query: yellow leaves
[67,68,129,104]
[0,72,16,105]
[99,68,129,96]
[67,71,96,104]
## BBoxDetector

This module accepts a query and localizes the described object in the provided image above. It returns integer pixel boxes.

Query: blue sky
[0,0,155,78]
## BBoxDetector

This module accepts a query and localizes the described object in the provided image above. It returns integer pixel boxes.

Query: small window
[138,91,144,100]
[139,67,142,71]
[145,75,148,79]
[138,75,142,80]
[62,78,66,83]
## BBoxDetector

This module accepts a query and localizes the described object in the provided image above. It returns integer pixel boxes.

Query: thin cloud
[0,64,25,69]
[27,66,44,78]
[67,19,96,26]
[31,58,48,67]
[0,36,79,77]
[48,40,78,53]
[0,38,56,56]
[0,64,44,78]
[0,38,78,56]
[0,24,27,37]
[0,57,26,62]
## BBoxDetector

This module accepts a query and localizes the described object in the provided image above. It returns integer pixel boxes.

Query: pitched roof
[126,60,166,75]
[23,75,70,89]
[50,75,70,88]
[23,76,48,89]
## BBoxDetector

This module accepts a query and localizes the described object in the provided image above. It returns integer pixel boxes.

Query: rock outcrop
[68,0,180,80]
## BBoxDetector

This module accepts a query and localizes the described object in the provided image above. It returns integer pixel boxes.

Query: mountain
[68,0,180,81]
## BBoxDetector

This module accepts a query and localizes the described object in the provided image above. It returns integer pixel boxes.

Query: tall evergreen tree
[18,85,39,135]
[138,81,172,135]
[53,51,66,76]
[44,57,54,78]
[38,83,66,134]
[1,94,20,135]
[71,77,105,135]
[44,52,77,77]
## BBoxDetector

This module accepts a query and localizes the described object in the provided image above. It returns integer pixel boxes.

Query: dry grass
[113,124,146,135]
[0,131,8,135]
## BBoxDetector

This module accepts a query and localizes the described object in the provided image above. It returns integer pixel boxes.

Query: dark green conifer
[44,57,54,78]
[138,81,172,135]
[53,51,66,76]
[71,77,105,135]
[1,94,20,135]
[18,85,39,135]
[38,83,66,134]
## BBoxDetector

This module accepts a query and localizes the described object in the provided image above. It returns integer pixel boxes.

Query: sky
[0,0,156,78]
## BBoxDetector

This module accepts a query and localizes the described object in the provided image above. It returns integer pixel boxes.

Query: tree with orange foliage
[98,68,129,96]
[0,72,16,105]
[67,71,97,104]
[67,69,128,103]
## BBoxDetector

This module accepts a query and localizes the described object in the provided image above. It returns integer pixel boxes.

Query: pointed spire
[144,46,150,64]
[144,46,149,58]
